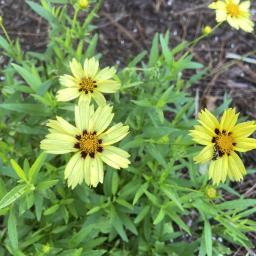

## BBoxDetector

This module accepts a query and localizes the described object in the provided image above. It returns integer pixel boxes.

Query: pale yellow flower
[40,101,130,189]
[209,0,254,32]
[57,57,120,106]
[190,108,256,185]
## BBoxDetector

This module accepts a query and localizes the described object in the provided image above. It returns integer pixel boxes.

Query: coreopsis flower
[40,101,130,189]
[190,108,256,185]
[57,57,120,106]
[209,0,254,32]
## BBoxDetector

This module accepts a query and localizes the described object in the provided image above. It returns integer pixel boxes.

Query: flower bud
[205,186,217,199]
[0,16,3,25]
[79,0,89,9]
[202,25,213,35]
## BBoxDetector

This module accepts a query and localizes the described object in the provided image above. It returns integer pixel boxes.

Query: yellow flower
[190,108,256,185]
[209,0,254,32]
[40,101,130,189]
[79,0,89,9]
[57,57,120,106]
[202,25,213,35]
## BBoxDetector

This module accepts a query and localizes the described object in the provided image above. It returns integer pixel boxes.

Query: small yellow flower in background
[202,25,213,35]
[57,57,120,106]
[40,101,130,189]
[190,108,256,185]
[205,186,218,199]
[79,0,89,9]
[209,0,254,32]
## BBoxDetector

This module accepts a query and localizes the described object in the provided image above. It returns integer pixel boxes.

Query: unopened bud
[205,186,217,199]
[79,0,89,9]
[0,16,3,25]
[202,25,213,35]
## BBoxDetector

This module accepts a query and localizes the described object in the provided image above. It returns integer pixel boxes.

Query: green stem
[82,0,105,29]
[72,7,79,29]
[182,22,223,59]
[0,23,12,45]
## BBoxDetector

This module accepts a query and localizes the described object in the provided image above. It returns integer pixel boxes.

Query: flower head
[209,0,254,32]
[40,101,130,189]
[57,57,120,106]
[190,108,256,185]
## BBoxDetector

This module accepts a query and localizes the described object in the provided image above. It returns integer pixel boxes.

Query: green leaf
[12,63,41,91]
[0,184,28,210]
[26,1,58,24]
[133,182,148,205]
[85,34,98,58]
[37,180,59,190]
[146,144,167,167]
[128,51,147,67]
[10,159,27,182]
[111,171,119,195]
[161,187,184,211]
[8,208,18,250]
[28,152,46,183]
[153,208,165,225]
[148,33,159,67]
[0,103,50,116]
[204,219,212,256]
[217,199,256,211]
[134,205,150,224]
[160,34,173,66]
[167,211,191,235]
[110,206,128,242]
[0,35,12,53]
[44,204,60,216]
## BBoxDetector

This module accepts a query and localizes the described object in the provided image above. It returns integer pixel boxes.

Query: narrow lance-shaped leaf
[10,159,28,182]
[0,184,28,210]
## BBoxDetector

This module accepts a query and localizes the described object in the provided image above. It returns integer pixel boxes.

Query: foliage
[0,1,255,255]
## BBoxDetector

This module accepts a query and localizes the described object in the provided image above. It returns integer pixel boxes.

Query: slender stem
[72,7,79,29]
[0,23,12,45]
[83,0,105,29]
[182,22,223,59]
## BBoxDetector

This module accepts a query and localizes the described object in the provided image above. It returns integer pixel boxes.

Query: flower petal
[40,138,76,154]
[75,101,92,132]
[56,87,80,102]
[97,80,121,93]
[100,123,129,146]
[228,152,246,181]
[59,75,78,88]
[194,144,214,164]
[232,121,256,139]
[84,57,99,78]
[92,90,106,106]
[56,116,80,135]
[91,105,114,134]
[234,138,256,152]
[220,108,239,132]
[95,67,116,80]
[70,58,85,79]
[65,153,84,189]
[100,146,130,169]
